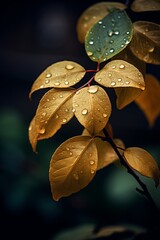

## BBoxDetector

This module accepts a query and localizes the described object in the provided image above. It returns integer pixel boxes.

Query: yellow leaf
[135,74,160,127]
[82,128,105,138]
[73,85,112,135]
[129,21,160,64]
[112,47,146,77]
[124,147,160,186]
[115,87,142,109]
[76,2,127,43]
[95,60,145,90]
[28,116,38,152]
[29,61,85,98]
[49,136,98,201]
[131,0,160,12]
[96,138,125,170]
[35,88,75,141]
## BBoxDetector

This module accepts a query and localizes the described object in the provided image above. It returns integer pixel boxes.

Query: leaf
[28,116,38,152]
[124,147,160,186]
[131,0,160,12]
[73,85,112,135]
[85,9,133,63]
[29,61,86,98]
[95,138,125,170]
[129,21,160,64]
[95,60,145,90]
[115,87,142,109]
[135,74,160,127]
[82,128,105,138]
[35,88,75,142]
[76,2,127,43]
[49,136,98,201]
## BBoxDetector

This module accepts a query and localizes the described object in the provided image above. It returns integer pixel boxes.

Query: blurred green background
[0,0,160,239]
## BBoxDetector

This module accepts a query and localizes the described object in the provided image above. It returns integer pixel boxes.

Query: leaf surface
[73,85,112,135]
[29,61,85,97]
[131,0,160,12]
[85,9,133,63]
[129,21,160,64]
[35,88,75,141]
[95,60,145,90]
[124,147,160,186]
[135,74,160,126]
[28,116,38,152]
[49,136,98,200]
[96,138,125,170]
[77,2,127,43]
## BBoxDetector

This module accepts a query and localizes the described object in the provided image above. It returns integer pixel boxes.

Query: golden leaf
[73,85,112,135]
[28,116,38,152]
[112,47,146,77]
[29,61,85,98]
[131,0,160,12]
[129,21,160,64]
[82,128,105,138]
[135,74,160,127]
[49,136,98,201]
[95,138,125,170]
[124,147,160,186]
[115,87,142,109]
[76,2,127,43]
[35,88,75,141]
[95,60,145,90]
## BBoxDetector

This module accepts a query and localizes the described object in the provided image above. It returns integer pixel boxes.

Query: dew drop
[111,81,116,86]
[40,85,44,89]
[89,41,94,45]
[76,90,80,94]
[39,128,45,134]
[66,147,70,151]
[54,81,60,86]
[45,79,50,84]
[73,173,79,180]
[42,112,47,117]
[65,64,74,70]
[88,85,99,94]
[103,113,108,118]
[148,47,154,53]
[114,30,120,35]
[62,118,67,123]
[46,98,50,102]
[108,30,113,37]
[98,20,102,24]
[81,109,88,115]
[126,31,130,35]
[119,64,125,69]
[112,65,116,69]
[102,25,106,28]
[87,51,93,56]
[46,73,52,78]
[91,170,95,175]
[121,44,124,48]
[125,81,130,84]
[97,78,102,82]
[65,108,69,112]
[29,126,32,131]
[108,73,112,77]
[117,78,122,82]
[75,103,79,107]
[64,81,69,85]
[109,48,115,53]
[59,95,63,98]
[55,115,59,119]
[109,40,114,44]
[72,108,76,113]
[69,151,73,156]
[90,160,95,165]
[125,40,130,45]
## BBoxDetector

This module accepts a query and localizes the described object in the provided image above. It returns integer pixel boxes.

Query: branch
[104,129,159,211]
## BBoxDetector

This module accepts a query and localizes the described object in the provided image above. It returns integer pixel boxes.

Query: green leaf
[85,9,133,63]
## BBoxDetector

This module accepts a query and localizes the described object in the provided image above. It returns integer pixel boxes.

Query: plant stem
[104,129,159,211]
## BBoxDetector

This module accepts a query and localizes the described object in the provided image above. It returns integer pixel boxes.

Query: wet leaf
[124,147,160,186]
[29,61,85,97]
[49,136,98,201]
[131,0,160,12]
[76,2,127,43]
[129,21,160,64]
[96,138,125,170]
[28,116,38,152]
[135,74,160,127]
[82,128,105,138]
[73,85,112,135]
[35,88,75,142]
[95,60,145,90]
[85,9,133,63]
[115,87,142,109]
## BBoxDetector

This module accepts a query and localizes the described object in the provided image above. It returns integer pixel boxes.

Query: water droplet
[55,115,59,119]
[109,48,115,53]
[108,73,112,77]
[108,30,113,37]
[46,73,52,78]
[109,40,114,44]
[76,90,80,94]
[59,95,63,98]
[65,108,69,112]
[87,51,93,56]
[54,81,60,86]
[69,151,73,156]
[103,113,108,117]
[65,64,74,70]
[125,81,130,84]
[64,81,69,85]
[125,40,130,45]
[39,128,45,134]
[148,47,154,53]
[45,79,50,84]
[62,118,67,123]
[81,109,88,115]
[111,81,116,86]
[126,31,130,35]
[117,78,122,82]
[72,108,76,113]
[75,103,79,107]
[119,64,125,69]
[46,98,50,102]
[114,30,120,35]
[98,20,102,24]
[66,147,70,151]
[112,65,116,69]
[89,41,94,45]
[102,25,106,28]
[40,85,44,89]
[90,160,95,165]
[88,85,99,94]
[121,44,124,48]
[97,78,102,82]
[42,112,47,117]
[91,170,95,175]
[73,173,79,180]
[29,126,32,131]
[117,15,121,19]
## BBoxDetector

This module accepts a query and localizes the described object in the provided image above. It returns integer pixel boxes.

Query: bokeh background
[1,0,160,239]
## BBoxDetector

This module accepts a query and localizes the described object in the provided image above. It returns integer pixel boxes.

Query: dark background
[0,0,160,239]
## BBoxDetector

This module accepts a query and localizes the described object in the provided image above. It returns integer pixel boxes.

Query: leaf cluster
[28,0,160,201]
